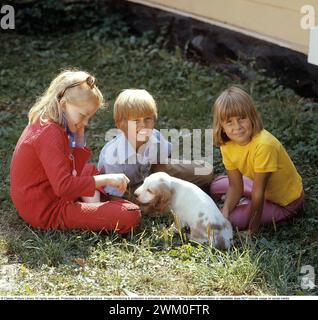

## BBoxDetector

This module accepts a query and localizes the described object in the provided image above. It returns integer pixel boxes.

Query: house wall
[128,0,318,54]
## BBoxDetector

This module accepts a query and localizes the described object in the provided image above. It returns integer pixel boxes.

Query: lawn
[0,5,317,296]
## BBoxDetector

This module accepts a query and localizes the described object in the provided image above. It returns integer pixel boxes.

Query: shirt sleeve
[253,143,279,173]
[34,124,96,199]
[97,145,107,173]
[103,163,125,197]
[220,145,236,170]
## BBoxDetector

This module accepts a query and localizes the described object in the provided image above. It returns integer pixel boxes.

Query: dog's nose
[134,191,139,197]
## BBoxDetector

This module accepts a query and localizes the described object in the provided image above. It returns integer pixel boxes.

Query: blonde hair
[213,86,263,146]
[28,69,104,125]
[113,89,157,126]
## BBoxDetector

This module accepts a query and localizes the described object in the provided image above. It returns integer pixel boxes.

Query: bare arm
[222,169,244,218]
[248,172,271,235]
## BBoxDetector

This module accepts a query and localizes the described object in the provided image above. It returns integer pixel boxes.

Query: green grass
[0,15,317,296]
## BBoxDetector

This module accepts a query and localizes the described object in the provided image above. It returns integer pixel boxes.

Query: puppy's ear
[149,184,172,212]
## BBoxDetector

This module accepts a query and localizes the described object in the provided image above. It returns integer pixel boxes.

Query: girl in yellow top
[210,86,304,234]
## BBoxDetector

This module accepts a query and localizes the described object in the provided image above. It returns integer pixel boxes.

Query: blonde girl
[210,86,304,234]
[10,69,140,231]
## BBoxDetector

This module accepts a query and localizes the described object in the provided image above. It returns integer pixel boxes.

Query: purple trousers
[210,175,304,230]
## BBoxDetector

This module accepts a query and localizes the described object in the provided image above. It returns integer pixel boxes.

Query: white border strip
[0,295,317,300]
[308,26,318,65]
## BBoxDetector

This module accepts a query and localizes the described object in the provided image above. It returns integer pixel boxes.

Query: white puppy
[134,172,233,250]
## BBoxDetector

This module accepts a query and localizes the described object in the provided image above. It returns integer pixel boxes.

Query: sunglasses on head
[58,76,95,101]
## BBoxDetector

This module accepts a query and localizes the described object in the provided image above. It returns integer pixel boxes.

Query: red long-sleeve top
[10,121,96,229]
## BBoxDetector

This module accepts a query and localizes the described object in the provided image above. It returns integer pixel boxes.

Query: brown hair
[212,86,263,146]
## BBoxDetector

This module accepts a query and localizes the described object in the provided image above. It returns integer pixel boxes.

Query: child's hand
[94,174,130,193]
[221,207,229,219]
[104,174,130,194]
[248,214,261,235]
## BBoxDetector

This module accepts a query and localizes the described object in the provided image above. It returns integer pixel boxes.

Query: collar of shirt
[66,125,76,149]
[117,129,160,164]
[63,116,86,148]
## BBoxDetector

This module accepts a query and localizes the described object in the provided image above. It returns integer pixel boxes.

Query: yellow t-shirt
[220,129,302,206]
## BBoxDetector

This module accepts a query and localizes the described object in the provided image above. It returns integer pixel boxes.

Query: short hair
[213,86,263,146]
[113,89,157,126]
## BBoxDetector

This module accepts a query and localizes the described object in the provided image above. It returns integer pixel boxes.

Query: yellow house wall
[128,0,318,54]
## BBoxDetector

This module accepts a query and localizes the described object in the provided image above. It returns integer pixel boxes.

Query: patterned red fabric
[10,121,140,232]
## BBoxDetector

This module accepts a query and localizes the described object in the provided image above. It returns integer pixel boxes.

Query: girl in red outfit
[10,69,141,232]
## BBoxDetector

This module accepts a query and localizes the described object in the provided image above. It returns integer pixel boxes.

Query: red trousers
[59,164,141,233]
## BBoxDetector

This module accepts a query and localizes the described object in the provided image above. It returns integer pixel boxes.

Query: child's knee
[229,206,250,231]
[209,179,218,195]
[210,175,229,195]
[196,171,214,187]
[128,207,141,228]
[193,161,214,185]
[118,201,141,233]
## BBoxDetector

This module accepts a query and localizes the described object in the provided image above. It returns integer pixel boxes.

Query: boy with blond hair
[98,89,213,197]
